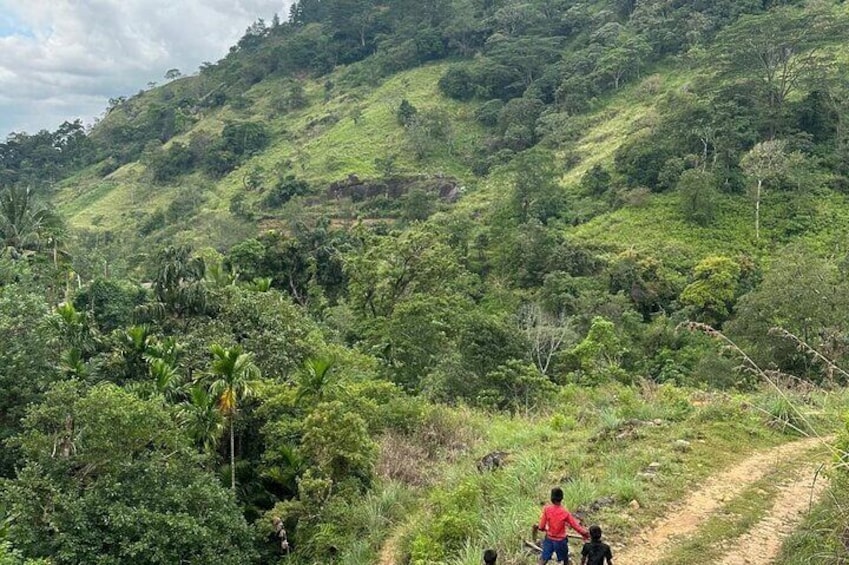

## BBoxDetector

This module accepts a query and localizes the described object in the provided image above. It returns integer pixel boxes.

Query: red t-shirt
[538,504,589,541]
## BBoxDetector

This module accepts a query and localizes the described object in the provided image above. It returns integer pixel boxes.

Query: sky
[0,0,290,137]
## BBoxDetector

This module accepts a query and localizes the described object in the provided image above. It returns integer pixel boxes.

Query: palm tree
[295,356,338,407]
[178,385,225,457]
[0,185,62,253]
[149,358,183,403]
[152,245,208,318]
[208,344,260,490]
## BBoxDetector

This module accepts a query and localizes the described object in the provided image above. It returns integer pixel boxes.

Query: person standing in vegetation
[581,525,613,565]
[535,487,590,564]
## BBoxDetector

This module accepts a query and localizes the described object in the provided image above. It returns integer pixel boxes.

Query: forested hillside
[2,0,849,563]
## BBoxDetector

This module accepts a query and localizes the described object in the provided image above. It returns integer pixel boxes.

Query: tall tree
[208,344,261,490]
[714,6,845,137]
[740,139,790,240]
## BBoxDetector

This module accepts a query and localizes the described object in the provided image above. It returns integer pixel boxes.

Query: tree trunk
[755,178,762,240]
[230,417,236,491]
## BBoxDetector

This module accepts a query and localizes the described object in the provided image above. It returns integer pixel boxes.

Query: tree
[150,245,208,319]
[714,6,845,136]
[0,186,61,254]
[221,122,270,156]
[580,164,612,196]
[678,169,719,226]
[397,99,418,126]
[208,344,261,490]
[0,285,58,477]
[301,400,376,486]
[608,250,683,320]
[569,316,628,384]
[727,246,849,380]
[518,303,577,376]
[478,360,554,412]
[679,256,741,326]
[164,68,182,80]
[344,227,474,389]
[4,382,256,564]
[438,66,476,100]
[497,97,544,150]
[596,31,651,90]
[740,139,789,240]
[406,109,452,159]
[179,385,225,456]
[508,152,565,224]
[295,356,340,407]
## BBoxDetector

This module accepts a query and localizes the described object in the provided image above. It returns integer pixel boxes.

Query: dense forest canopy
[3,0,849,563]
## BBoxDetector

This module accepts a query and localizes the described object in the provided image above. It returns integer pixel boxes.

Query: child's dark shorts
[541,537,569,562]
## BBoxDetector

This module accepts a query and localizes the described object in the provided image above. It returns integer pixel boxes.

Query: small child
[537,487,590,564]
[483,548,497,564]
[580,525,613,565]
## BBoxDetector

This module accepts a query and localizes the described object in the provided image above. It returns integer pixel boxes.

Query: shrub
[397,99,418,126]
[758,392,813,436]
[263,175,311,208]
[678,169,719,226]
[477,360,556,412]
[438,66,476,100]
[580,164,612,196]
[474,99,505,127]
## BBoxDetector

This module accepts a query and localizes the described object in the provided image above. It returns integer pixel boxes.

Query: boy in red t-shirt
[534,487,589,564]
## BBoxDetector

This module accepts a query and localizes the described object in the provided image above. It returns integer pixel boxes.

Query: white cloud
[0,0,290,135]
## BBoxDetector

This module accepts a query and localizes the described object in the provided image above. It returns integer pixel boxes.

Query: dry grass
[376,433,433,487]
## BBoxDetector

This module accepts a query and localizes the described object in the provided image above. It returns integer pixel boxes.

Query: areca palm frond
[295,356,338,406]
[178,385,225,455]
[208,344,261,416]
[149,358,183,402]
[0,185,62,252]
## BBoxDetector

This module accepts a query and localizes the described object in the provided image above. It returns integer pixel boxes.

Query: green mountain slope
[41,1,848,272]
[4,2,849,563]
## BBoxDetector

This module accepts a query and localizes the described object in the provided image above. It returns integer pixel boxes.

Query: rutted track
[615,436,829,565]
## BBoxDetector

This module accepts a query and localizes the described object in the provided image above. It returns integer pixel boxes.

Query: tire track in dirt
[715,459,828,565]
[614,436,827,565]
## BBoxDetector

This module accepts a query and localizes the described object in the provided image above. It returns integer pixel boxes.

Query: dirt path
[615,436,828,565]
[715,459,828,565]
[378,519,413,565]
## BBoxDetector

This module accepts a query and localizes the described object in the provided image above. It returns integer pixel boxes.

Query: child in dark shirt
[483,548,497,564]
[581,525,613,565]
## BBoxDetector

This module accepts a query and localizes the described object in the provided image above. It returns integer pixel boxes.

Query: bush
[580,164,612,196]
[474,99,505,127]
[758,392,814,435]
[148,142,195,183]
[397,99,418,126]
[438,66,476,100]
[691,354,744,389]
[221,121,269,156]
[263,175,311,208]
[614,131,673,189]
[678,169,719,226]
[477,360,555,412]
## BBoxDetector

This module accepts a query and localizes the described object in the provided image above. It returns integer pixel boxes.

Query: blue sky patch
[0,12,34,38]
